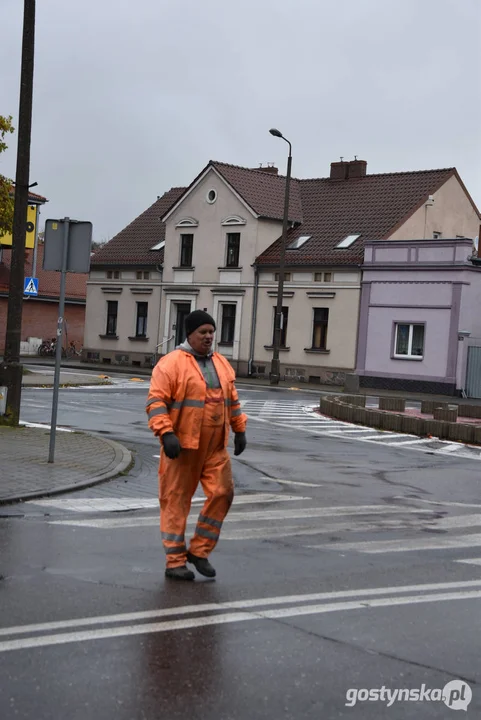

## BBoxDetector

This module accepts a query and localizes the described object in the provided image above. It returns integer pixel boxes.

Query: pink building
[356,237,481,397]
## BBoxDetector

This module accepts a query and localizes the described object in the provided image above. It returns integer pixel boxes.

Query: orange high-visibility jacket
[146,349,247,450]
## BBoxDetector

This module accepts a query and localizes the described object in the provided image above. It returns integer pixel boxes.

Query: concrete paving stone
[0,426,132,504]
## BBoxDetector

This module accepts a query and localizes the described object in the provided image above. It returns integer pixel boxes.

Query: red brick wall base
[0,298,85,353]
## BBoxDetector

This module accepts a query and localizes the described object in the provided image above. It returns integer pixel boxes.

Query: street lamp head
[269,128,283,138]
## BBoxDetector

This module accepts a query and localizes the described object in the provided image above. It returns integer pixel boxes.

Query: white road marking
[375,438,436,447]
[48,504,436,529]
[1,587,480,653]
[261,478,322,488]
[436,443,465,454]
[19,421,74,432]
[456,558,481,566]
[308,532,481,553]
[394,497,481,510]
[30,493,310,514]
[2,579,480,638]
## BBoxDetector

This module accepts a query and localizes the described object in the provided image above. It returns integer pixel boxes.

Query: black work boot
[165,565,195,581]
[187,552,216,578]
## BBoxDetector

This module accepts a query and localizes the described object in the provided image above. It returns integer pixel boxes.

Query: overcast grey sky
[1,0,480,242]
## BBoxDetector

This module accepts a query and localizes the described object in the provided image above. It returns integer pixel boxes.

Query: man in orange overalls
[146,310,247,581]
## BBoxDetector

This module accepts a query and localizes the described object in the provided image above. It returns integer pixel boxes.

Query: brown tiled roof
[91,187,186,266]
[211,161,303,222]
[27,190,48,203]
[256,168,463,266]
[7,187,48,204]
[0,244,87,301]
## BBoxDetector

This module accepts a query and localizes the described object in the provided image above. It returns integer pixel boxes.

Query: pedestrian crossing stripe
[240,399,481,461]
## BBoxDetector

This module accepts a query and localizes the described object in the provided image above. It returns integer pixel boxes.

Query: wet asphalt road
[1,374,480,719]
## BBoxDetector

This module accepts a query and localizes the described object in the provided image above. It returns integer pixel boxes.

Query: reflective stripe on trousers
[158,387,234,568]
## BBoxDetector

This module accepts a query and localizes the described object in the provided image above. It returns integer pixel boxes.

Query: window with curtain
[106,301,118,336]
[312,308,329,350]
[136,302,148,337]
[272,306,289,347]
[220,304,236,344]
[180,234,194,267]
[395,324,425,358]
[226,233,240,267]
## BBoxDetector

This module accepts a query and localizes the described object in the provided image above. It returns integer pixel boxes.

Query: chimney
[330,160,349,181]
[253,163,278,175]
[347,158,367,179]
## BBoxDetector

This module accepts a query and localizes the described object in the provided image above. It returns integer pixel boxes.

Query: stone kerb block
[344,395,366,407]
[401,415,427,436]
[352,406,367,424]
[458,404,481,419]
[433,406,458,423]
[379,412,404,432]
[421,400,440,414]
[379,397,406,412]
[364,409,382,428]
[425,419,449,440]
[320,397,333,415]
[447,423,475,444]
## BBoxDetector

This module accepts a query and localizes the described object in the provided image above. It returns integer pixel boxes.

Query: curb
[0,435,133,506]
[321,394,481,445]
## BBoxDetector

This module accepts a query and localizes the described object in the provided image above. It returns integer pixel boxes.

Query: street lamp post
[269,128,292,386]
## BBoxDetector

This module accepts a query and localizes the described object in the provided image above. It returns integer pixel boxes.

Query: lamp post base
[269,358,281,386]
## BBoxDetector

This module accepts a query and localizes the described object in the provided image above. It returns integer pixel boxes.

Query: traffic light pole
[0,0,36,426]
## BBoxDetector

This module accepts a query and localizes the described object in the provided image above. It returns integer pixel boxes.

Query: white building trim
[162,166,259,222]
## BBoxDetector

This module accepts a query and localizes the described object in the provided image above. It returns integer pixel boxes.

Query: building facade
[83,158,480,386]
[356,238,481,395]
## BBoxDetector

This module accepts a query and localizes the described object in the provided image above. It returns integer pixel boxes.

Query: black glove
[162,432,181,459]
[234,432,247,456]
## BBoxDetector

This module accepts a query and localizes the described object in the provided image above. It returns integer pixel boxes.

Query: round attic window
[206,189,217,204]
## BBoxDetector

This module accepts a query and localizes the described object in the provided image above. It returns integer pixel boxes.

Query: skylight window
[336,233,361,249]
[151,240,165,251]
[288,235,311,250]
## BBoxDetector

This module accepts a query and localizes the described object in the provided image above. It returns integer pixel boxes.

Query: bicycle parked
[67,340,82,358]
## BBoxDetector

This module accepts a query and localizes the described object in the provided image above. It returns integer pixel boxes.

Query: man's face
[188,324,215,355]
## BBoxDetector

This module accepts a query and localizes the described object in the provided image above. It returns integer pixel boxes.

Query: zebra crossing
[29,492,481,569]
[241,398,481,461]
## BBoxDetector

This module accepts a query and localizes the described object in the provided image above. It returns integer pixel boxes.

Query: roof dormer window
[336,233,361,249]
[287,235,311,250]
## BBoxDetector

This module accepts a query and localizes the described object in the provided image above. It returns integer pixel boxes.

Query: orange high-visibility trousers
[159,388,234,568]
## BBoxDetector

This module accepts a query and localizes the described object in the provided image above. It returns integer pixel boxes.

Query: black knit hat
[185,310,216,337]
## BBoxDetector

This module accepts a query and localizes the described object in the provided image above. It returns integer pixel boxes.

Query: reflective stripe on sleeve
[231,408,242,418]
[148,406,168,418]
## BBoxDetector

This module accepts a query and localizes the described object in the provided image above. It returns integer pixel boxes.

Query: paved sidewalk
[22,369,110,387]
[0,426,132,505]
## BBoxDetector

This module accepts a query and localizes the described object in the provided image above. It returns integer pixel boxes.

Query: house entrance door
[174,303,192,348]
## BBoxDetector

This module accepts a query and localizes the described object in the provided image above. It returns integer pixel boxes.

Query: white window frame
[394,323,425,360]
[212,296,243,360]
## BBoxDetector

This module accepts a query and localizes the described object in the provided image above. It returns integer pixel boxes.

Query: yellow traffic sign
[0,204,38,249]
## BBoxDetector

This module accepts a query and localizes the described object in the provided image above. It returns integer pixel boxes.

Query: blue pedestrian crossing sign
[24,277,39,296]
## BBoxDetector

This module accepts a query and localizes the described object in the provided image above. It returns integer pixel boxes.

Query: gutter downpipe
[154,264,164,362]
[248,264,259,376]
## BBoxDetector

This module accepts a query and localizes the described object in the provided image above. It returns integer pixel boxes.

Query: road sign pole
[48,218,69,463]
